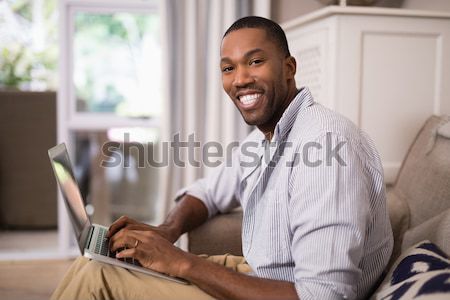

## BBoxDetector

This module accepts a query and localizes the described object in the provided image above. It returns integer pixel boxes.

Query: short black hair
[223,16,291,57]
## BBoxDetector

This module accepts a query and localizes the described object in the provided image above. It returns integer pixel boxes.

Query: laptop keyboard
[95,227,109,256]
[94,227,141,266]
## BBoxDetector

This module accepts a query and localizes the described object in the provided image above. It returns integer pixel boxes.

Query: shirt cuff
[295,280,354,300]
[174,179,218,218]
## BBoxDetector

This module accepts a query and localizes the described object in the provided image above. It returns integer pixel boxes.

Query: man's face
[220,28,295,131]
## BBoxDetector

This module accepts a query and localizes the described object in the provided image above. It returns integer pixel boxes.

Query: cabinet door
[337,15,450,183]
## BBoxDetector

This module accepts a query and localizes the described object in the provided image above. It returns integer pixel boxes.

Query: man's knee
[51,258,111,300]
[74,258,113,281]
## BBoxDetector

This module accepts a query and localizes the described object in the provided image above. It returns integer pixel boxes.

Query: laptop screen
[48,143,90,241]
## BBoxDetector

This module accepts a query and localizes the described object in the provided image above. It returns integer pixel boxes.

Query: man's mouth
[238,93,263,108]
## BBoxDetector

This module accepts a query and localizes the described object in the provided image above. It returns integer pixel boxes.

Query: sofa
[188,115,450,299]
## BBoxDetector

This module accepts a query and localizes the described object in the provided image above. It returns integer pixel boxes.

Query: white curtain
[157,0,252,219]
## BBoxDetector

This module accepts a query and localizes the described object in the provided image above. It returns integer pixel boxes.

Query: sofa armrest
[401,208,450,257]
[188,209,243,256]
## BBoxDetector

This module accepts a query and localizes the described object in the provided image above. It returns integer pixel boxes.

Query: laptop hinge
[85,226,94,250]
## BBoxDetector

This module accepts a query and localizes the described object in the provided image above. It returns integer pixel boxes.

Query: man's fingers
[109,229,144,251]
[112,230,183,276]
[124,224,154,232]
[116,247,139,259]
[107,215,136,237]
[110,234,133,251]
[107,216,127,237]
[115,241,153,271]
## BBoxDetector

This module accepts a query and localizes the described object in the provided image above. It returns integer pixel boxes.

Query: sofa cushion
[402,209,450,257]
[395,116,450,228]
[188,209,243,256]
[387,190,411,265]
[372,241,450,300]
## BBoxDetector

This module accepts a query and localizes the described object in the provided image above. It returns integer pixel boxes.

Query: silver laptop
[48,143,188,285]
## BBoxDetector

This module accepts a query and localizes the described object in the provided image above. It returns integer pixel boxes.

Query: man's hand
[108,226,298,300]
[106,196,209,276]
[108,227,192,277]
[105,197,297,300]
[107,215,180,244]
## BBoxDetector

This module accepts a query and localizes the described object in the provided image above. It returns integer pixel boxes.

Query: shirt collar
[241,88,314,182]
[263,87,314,144]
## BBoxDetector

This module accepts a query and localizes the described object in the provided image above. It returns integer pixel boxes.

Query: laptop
[48,143,188,285]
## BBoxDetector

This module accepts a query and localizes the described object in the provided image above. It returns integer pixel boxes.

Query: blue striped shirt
[180,87,393,299]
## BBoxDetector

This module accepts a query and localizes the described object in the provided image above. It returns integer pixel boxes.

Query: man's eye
[222,66,234,73]
[250,59,264,65]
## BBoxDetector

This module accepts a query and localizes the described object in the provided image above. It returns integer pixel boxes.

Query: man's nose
[232,66,254,88]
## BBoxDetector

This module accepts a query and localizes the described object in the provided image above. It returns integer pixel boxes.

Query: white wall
[272,0,450,23]
[402,0,450,11]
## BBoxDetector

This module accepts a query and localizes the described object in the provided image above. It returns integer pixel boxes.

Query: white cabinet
[283,6,450,183]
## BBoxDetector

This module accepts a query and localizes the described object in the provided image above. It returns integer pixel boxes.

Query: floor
[0,230,58,253]
[0,230,73,299]
[0,259,73,300]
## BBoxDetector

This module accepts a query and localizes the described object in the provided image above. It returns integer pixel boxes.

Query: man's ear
[284,56,296,79]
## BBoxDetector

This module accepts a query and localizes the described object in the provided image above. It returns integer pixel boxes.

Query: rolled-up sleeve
[174,148,242,218]
[289,133,370,300]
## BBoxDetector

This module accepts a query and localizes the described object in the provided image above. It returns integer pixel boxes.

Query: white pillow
[372,240,450,300]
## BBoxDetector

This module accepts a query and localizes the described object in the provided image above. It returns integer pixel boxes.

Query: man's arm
[108,186,298,300]
[108,138,294,299]
[108,139,244,242]
[159,194,209,242]
[179,253,298,300]
[107,194,208,243]
[287,132,378,299]
[110,224,298,300]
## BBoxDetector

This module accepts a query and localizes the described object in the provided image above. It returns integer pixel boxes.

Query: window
[0,0,58,90]
[74,12,161,118]
[59,0,163,255]
[64,0,161,129]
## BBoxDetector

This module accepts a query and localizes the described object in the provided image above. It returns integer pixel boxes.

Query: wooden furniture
[0,91,57,228]
[282,6,450,182]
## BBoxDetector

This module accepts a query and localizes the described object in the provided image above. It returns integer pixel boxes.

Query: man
[52,16,393,300]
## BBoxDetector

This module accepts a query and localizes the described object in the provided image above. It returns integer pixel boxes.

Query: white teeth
[239,94,260,105]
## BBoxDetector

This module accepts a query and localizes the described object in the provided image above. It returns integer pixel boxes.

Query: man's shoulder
[290,102,384,172]
[291,102,362,143]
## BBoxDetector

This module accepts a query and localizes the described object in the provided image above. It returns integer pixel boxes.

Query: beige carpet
[0,259,73,300]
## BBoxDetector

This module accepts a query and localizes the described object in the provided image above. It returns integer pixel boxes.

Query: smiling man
[220,24,297,139]
[52,16,393,300]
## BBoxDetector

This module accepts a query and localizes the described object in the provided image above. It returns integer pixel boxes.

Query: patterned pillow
[373,240,450,300]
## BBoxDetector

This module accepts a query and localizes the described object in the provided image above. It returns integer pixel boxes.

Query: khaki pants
[51,254,251,300]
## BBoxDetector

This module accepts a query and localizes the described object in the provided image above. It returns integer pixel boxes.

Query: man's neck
[263,131,274,141]
[259,87,299,141]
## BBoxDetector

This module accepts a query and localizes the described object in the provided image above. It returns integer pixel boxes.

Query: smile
[238,93,262,108]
